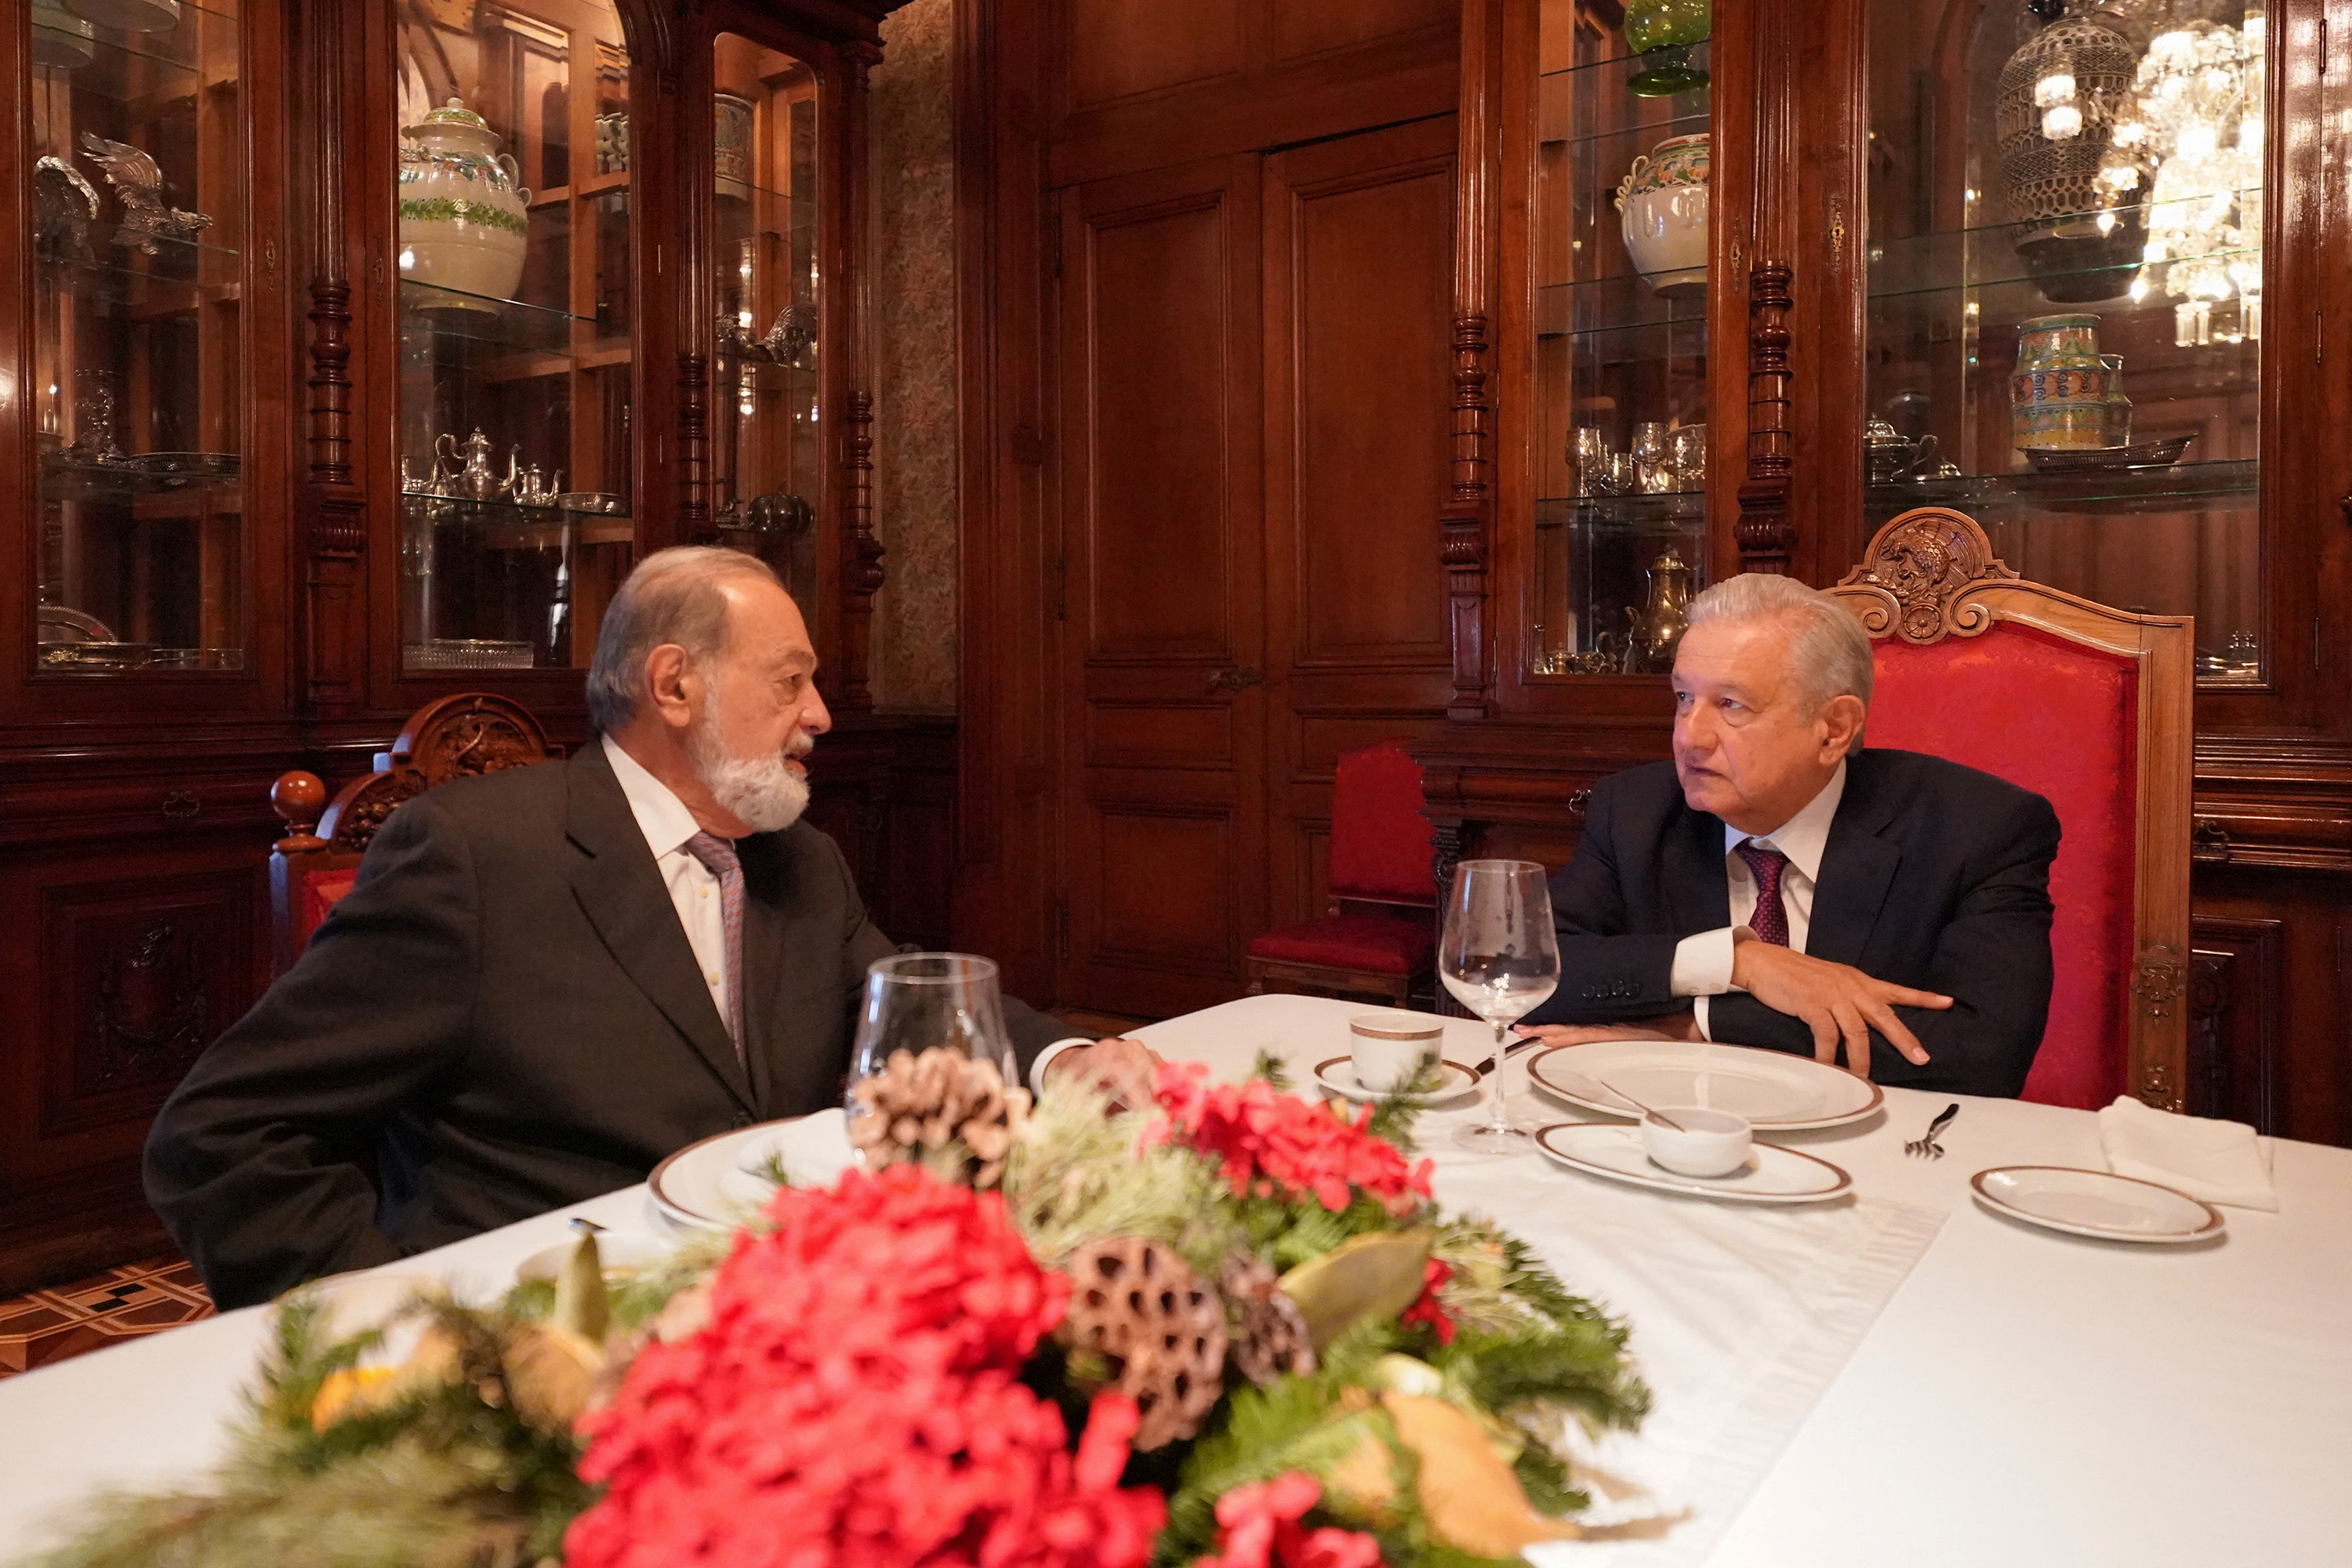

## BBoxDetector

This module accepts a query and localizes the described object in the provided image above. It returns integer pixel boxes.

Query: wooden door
[1261,116,1458,927]
[1057,157,1269,1016]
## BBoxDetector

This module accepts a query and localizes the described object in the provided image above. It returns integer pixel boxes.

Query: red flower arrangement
[1195,1473,1386,1568]
[565,1164,1167,1568]
[1398,1258,1457,1347]
[1149,1063,1434,1217]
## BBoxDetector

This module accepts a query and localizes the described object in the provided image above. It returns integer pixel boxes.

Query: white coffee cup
[1349,1011,1444,1094]
[1640,1106,1753,1178]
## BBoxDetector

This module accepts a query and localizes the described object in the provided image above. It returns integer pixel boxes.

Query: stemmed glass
[843,953,1018,1149]
[1440,860,1561,1153]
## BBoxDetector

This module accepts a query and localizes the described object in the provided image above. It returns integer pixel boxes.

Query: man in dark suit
[147,548,1153,1308]
[1516,573,2059,1098]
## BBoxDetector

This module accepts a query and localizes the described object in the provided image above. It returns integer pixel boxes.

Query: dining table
[0,992,2345,1566]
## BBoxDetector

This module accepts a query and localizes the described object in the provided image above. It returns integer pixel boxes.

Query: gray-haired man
[148,547,1154,1308]
[1515,573,2060,1098]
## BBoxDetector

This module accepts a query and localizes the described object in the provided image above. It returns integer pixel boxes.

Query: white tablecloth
[2,993,2347,1566]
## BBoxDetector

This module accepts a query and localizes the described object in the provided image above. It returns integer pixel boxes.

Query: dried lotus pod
[847,1046,1033,1186]
[1062,1236,1228,1450]
[1218,1254,1316,1387]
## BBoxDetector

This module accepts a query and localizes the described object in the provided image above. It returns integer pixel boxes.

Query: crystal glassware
[1632,421,1675,493]
[1570,426,1610,497]
[844,953,1018,1152]
[1439,860,1561,1153]
[1671,423,1707,491]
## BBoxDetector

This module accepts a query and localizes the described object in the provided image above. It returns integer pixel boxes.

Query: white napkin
[2096,1094,2278,1212]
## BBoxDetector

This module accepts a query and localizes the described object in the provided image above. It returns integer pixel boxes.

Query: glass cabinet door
[1865,0,2263,683]
[394,0,633,673]
[711,32,822,630]
[28,0,246,674]
[1531,0,1713,677]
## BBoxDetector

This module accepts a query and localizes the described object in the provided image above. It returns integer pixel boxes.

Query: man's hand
[1730,934,1950,1077]
[1044,1036,1163,1111]
[1514,1013,1700,1049]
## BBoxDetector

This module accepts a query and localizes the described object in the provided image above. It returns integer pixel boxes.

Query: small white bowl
[1350,1011,1443,1094]
[1640,1107,1753,1178]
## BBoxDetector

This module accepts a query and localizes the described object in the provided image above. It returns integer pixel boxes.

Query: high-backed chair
[1245,740,1439,1007]
[1827,508,2192,1111]
[268,695,554,973]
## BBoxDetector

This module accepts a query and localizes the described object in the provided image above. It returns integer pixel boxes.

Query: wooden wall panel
[1084,201,1238,657]
[1263,118,1457,931]
[1065,0,1243,107]
[1058,158,1268,1017]
[1274,0,1457,64]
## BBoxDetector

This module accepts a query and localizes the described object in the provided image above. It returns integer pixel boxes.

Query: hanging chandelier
[2097,11,2265,346]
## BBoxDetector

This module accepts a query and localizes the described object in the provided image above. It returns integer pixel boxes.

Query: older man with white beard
[147,548,1152,1308]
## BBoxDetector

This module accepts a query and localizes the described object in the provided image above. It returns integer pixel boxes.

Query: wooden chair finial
[270,771,328,853]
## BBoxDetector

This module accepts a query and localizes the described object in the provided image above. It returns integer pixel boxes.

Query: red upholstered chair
[1827,508,2192,1111]
[268,695,554,973]
[1245,740,1438,1007]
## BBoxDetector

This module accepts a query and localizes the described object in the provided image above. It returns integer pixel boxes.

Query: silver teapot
[436,428,501,500]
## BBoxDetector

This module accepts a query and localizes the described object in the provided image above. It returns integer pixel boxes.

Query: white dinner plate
[1312,1055,1482,1107]
[1534,1122,1853,1203]
[1527,1039,1884,1130]
[647,1109,857,1231]
[1969,1165,2225,1243]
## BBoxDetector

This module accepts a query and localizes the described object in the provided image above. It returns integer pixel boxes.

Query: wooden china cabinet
[0,0,933,1294]
[1427,0,2352,1145]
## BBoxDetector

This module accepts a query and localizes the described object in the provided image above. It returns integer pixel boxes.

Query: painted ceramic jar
[397,99,531,308]
[715,94,754,200]
[1615,132,1709,297]
[2010,314,2111,450]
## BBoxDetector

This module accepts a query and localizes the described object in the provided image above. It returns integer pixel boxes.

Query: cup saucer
[1312,1056,1482,1107]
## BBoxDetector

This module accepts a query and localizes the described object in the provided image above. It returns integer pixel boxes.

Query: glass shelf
[1537,492,1708,528]
[1541,37,1711,86]
[395,0,634,674]
[1538,275,1704,340]
[1865,460,2257,517]
[1867,198,2263,303]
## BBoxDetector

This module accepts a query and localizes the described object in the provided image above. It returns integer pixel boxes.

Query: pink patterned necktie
[684,831,746,1063]
[1735,840,1791,947]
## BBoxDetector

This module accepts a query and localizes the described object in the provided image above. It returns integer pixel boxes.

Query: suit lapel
[738,833,794,1114]
[564,746,754,1112]
[1806,755,1901,967]
[1663,800,1730,935]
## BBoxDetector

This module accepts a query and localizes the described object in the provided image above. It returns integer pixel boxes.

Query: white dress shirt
[604,735,735,1029]
[603,735,1091,1087]
[1671,760,1847,1040]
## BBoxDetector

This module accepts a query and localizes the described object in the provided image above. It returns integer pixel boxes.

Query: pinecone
[847,1047,1032,1186]
[1218,1255,1317,1387]
[1061,1236,1228,1450]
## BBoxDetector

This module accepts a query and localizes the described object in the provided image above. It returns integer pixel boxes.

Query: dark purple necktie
[1736,841,1791,947]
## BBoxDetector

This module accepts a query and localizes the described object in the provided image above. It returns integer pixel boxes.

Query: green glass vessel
[1624,0,1711,96]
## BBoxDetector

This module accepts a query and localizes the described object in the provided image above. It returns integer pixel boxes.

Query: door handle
[1206,665,1264,695]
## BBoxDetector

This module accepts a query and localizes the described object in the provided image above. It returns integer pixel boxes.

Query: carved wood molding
[677,350,711,542]
[833,36,887,714]
[1733,262,1795,573]
[1831,506,2022,644]
[1441,0,1500,719]
[303,2,352,491]
[313,693,554,852]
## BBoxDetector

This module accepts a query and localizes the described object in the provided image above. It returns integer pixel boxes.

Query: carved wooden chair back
[1826,508,2192,1112]
[267,694,554,972]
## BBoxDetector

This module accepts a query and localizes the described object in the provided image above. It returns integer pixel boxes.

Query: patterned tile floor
[0,1256,215,1379]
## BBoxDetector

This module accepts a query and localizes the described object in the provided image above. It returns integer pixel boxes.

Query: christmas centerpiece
[30,1053,1648,1568]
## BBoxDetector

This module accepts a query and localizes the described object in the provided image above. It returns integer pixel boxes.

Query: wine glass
[844,953,1018,1146]
[1440,860,1561,1153]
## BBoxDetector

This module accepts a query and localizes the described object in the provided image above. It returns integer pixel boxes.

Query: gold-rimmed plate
[1312,1056,1483,1108]
[1534,1123,1853,1204]
[1969,1166,2224,1244]
[1527,1039,1884,1130]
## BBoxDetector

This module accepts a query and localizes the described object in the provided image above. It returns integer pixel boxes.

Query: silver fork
[1905,1102,1959,1160]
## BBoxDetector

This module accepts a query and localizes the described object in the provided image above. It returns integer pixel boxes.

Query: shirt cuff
[1693,995,1713,1042]
[1029,1037,1092,1095]
[1671,927,1739,997]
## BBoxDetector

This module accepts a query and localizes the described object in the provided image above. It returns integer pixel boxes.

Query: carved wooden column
[1442,0,1501,720]
[299,0,365,713]
[834,38,887,714]
[1733,5,1798,575]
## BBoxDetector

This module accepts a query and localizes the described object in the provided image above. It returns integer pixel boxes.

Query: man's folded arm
[143,797,480,1308]
[1704,796,2060,1096]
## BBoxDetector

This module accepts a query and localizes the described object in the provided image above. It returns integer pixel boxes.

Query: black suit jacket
[146,743,1073,1308]
[1520,749,2060,1098]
